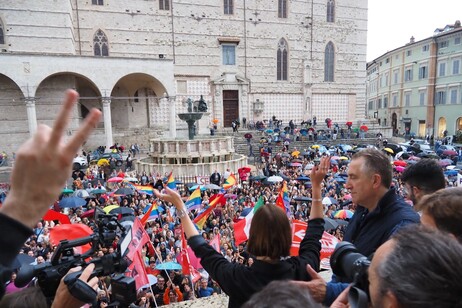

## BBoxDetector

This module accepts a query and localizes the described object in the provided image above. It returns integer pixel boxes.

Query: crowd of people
[0,89,462,308]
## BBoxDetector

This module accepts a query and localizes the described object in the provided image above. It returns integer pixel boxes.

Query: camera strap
[64,272,97,305]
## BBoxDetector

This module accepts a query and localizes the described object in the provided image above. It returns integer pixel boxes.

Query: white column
[168,97,177,139]
[25,98,38,135]
[102,97,113,151]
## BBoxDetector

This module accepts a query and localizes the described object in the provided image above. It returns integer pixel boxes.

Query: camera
[330,242,371,308]
[16,208,137,306]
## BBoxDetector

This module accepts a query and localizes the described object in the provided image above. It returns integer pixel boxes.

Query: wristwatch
[177,207,188,219]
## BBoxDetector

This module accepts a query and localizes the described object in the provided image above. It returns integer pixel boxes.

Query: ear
[383,290,400,308]
[372,173,382,188]
[412,186,421,200]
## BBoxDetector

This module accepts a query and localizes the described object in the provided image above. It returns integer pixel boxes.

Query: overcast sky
[367,0,462,61]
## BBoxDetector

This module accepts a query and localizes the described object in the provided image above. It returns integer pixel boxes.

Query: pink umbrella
[290,162,302,167]
[108,177,124,183]
[395,166,405,172]
[343,194,352,200]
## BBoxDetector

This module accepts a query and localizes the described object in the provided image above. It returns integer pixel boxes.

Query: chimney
[455,20,461,28]
[410,36,415,43]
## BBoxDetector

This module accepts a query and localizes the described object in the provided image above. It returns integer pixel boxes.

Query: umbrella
[311,145,320,149]
[446,165,458,170]
[324,217,339,230]
[408,156,421,161]
[360,125,368,132]
[109,207,134,215]
[334,210,354,219]
[290,162,302,167]
[334,177,346,183]
[383,148,394,154]
[59,196,87,208]
[293,196,312,202]
[108,177,124,183]
[445,170,458,176]
[238,167,251,174]
[339,156,349,160]
[81,209,95,219]
[265,129,274,134]
[343,194,352,200]
[330,160,339,165]
[73,189,90,199]
[295,176,310,182]
[439,159,453,167]
[331,156,340,160]
[103,205,120,214]
[155,261,183,271]
[267,175,284,183]
[346,121,353,126]
[43,209,71,224]
[281,153,291,158]
[114,188,135,195]
[225,193,238,199]
[11,254,35,270]
[393,160,407,167]
[442,150,457,156]
[91,188,106,195]
[244,133,253,139]
[204,183,222,190]
[62,188,74,194]
[124,177,139,183]
[291,150,300,157]
[395,166,405,172]
[212,118,219,124]
[97,158,109,167]
[260,138,268,144]
[322,197,332,205]
[335,219,349,226]
[249,175,267,181]
[300,129,308,136]
[141,274,158,289]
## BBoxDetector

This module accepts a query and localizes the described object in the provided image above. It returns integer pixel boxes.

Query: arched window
[93,29,109,57]
[278,0,287,18]
[0,19,5,45]
[324,42,335,82]
[327,0,335,22]
[277,39,288,81]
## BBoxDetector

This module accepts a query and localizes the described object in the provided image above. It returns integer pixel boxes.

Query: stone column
[102,97,113,151]
[25,97,38,135]
[168,97,177,139]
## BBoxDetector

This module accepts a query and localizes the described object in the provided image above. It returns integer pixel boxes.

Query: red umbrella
[393,160,407,167]
[108,176,124,183]
[244,133,253,139]
[238,167,251,174]
[346,121,353,127]
[43,209,71,224]
[81,209,95,219]
[442,150,457,156]
[360,125,368,132]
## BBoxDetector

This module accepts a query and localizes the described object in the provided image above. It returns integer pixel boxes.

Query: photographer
[331,226,462,308]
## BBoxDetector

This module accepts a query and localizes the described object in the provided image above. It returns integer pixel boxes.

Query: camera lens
[330,241,368,281]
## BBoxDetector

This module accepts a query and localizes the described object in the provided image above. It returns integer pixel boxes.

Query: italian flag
[234,196,264,245]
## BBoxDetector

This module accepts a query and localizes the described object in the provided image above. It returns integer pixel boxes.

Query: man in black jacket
[210,170,221,186]
[300,149,420,305]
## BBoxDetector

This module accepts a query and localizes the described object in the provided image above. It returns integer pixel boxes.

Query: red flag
[140,203,154,226]
[275,192,287,213]
[289,220,338,259]
[209,233,221,253]
[190,266,202,283]
[127,218,152,261]
[43,209,71,224]
[180,227,191,275]
[127,250,149,290]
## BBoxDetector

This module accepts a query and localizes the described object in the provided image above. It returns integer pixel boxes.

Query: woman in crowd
[154,156,329,308]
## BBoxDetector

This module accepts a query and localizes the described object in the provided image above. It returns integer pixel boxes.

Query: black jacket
[188,218,324,308]
[0,213,33,299]
[344,188,420,257]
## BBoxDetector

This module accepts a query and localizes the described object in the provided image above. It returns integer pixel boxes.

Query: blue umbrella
[59,196,87,208]
[444,170,458,176]
[334,177,346,183]
[265,129,274,134]
[155,261,182,271]
[295,176,310,182]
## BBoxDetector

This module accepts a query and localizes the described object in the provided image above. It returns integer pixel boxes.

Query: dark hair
[377,225,462,307]
[247,204,291,259]
[401,159,445,194]
[352,149,392,188]
[0,286,48,308]
[416,187,462,241]
[242,280,322,308]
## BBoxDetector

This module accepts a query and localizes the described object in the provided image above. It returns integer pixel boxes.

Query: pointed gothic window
[93,29,109,57]
[277,39,288,81]
[324,42,335,81]
[327,0,335,22]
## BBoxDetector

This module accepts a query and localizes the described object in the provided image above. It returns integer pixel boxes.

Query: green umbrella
[62,188,74,194]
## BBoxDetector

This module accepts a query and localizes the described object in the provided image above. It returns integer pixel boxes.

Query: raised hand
[1,90,101,228]
[310,155,330,187]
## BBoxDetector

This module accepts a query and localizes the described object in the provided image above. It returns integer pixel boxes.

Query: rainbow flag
[223,173,237,190]
[166,172,176,190]
[275,181,290,215]
[185,187,202,211]
[193,194,225,229]
[134,185,153,195]
[140,203,159,225]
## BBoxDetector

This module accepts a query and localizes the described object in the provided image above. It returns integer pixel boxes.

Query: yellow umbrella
[383,148,394,154]
[97,158,109,167]
[291,150,300,157]
[311,145,320,149]
[103,205,119,214]
[339,156,349,160]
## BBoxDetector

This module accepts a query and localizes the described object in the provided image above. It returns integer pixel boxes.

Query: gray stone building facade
[0,0,367,153]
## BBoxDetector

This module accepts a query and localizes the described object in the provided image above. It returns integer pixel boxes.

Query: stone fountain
[135,96,248,178]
